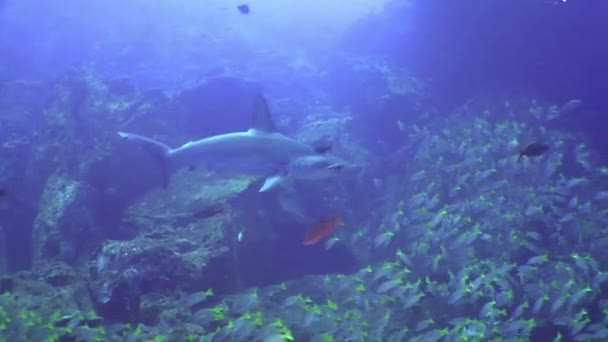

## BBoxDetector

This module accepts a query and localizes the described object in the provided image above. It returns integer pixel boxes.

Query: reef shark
[117,94,356,191]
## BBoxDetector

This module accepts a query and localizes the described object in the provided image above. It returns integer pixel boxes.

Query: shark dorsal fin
[251,94,276,132]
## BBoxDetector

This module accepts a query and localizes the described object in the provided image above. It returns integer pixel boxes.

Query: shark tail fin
[117,131,172,189]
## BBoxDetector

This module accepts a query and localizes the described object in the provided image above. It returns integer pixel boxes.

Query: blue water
[1,0,608,341]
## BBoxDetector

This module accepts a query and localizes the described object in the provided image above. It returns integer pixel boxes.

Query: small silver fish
[558,99,582,115]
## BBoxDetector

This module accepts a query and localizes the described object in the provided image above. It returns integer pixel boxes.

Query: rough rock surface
[88,172,254,322]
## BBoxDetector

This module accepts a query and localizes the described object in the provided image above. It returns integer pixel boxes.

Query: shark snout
[328,163,345,171]
[328,161,360,173]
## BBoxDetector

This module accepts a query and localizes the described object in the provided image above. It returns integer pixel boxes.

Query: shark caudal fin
[117,132,172,189]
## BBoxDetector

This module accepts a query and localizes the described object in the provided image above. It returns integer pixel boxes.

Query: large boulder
[31,173,100,265]
[88,172,254,322]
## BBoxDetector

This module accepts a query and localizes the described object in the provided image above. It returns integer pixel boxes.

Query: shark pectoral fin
[259,175,288,192]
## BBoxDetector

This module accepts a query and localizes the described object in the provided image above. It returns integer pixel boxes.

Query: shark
[117,94,357,191]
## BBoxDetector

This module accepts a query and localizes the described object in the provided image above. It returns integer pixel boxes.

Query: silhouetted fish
[519,142,550,159]
[312,136,334,154]
[314,144,333,154]
[558,99,582,115]
[237,4,250,14]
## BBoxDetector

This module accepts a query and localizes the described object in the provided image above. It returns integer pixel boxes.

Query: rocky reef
[1,54,607,341]
[0,70,285,340]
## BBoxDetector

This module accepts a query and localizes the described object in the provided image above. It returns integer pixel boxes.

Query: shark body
[118,94,355,191]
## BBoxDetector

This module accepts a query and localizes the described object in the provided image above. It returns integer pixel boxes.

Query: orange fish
[303,216,343,245]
